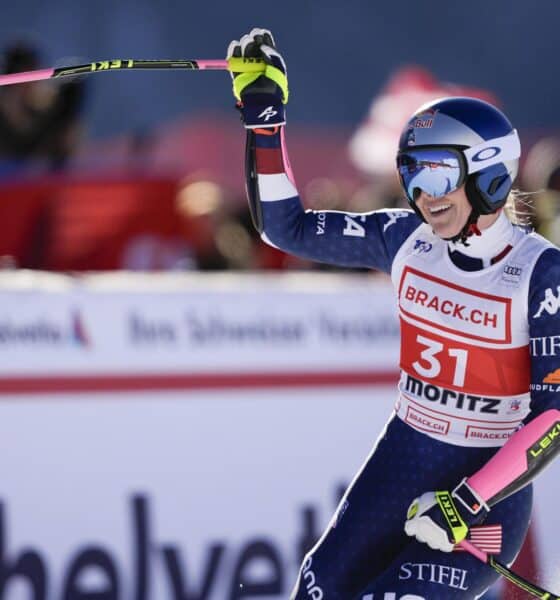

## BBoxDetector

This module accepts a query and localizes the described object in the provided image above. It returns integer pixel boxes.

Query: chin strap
[444,209,481,246]
[467,221,482,237]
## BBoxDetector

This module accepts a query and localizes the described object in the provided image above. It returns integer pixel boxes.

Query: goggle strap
[463,131,520,175]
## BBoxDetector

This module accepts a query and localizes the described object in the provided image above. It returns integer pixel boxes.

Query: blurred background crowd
[0,1,559,274]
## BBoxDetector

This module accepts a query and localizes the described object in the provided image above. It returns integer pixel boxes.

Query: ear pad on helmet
[466,164,513,215]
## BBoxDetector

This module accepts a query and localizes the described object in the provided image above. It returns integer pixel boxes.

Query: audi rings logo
[472,146,501,162]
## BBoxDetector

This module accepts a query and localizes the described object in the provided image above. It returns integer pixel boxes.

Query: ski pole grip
[227,57,267,73]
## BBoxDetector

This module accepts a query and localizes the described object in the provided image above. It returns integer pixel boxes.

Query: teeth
[429,204,451,214]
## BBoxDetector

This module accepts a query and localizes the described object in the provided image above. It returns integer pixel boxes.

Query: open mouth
[427,204,452,216]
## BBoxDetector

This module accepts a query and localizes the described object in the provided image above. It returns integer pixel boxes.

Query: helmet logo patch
[412,108,438,129]
[413,116,434,128]
[472,146,501,162]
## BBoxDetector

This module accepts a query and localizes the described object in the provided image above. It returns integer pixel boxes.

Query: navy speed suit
[245,126,560,600]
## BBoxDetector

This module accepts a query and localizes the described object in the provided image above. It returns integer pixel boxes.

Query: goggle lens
[397,148,465,201]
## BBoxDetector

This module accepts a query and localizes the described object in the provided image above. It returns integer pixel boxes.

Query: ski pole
[0,57,265,87]
[460,539,559,599]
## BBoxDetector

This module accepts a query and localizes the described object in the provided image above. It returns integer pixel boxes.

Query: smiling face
[415,185,500,239]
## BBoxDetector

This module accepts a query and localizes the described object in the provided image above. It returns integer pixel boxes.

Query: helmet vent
[489,174,509,195]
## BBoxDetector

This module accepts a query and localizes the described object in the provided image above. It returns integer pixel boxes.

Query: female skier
[227,29,560,599]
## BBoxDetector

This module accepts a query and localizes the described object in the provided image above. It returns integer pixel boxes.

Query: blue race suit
[246,127,560,600]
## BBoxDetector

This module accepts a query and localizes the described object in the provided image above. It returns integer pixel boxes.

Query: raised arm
[227,28,421,274]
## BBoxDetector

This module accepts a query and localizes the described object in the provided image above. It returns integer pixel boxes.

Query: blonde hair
[504,189,535,228]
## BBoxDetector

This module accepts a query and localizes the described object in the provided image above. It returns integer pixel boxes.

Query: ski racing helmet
[396,97,520,240]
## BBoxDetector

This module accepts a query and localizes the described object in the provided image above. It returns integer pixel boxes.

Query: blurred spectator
[175,178,269,270]
[0,40,86,176]
[348,66,499,177]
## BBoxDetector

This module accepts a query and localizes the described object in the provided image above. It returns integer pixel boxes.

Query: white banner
[0,271,557,599]
[0,386,395,600]
[0,271,399,377]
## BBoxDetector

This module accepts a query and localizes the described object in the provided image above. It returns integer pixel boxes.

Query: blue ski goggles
[397,147,466,202]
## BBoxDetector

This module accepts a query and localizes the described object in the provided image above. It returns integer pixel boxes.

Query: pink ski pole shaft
[0,57,266,87]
